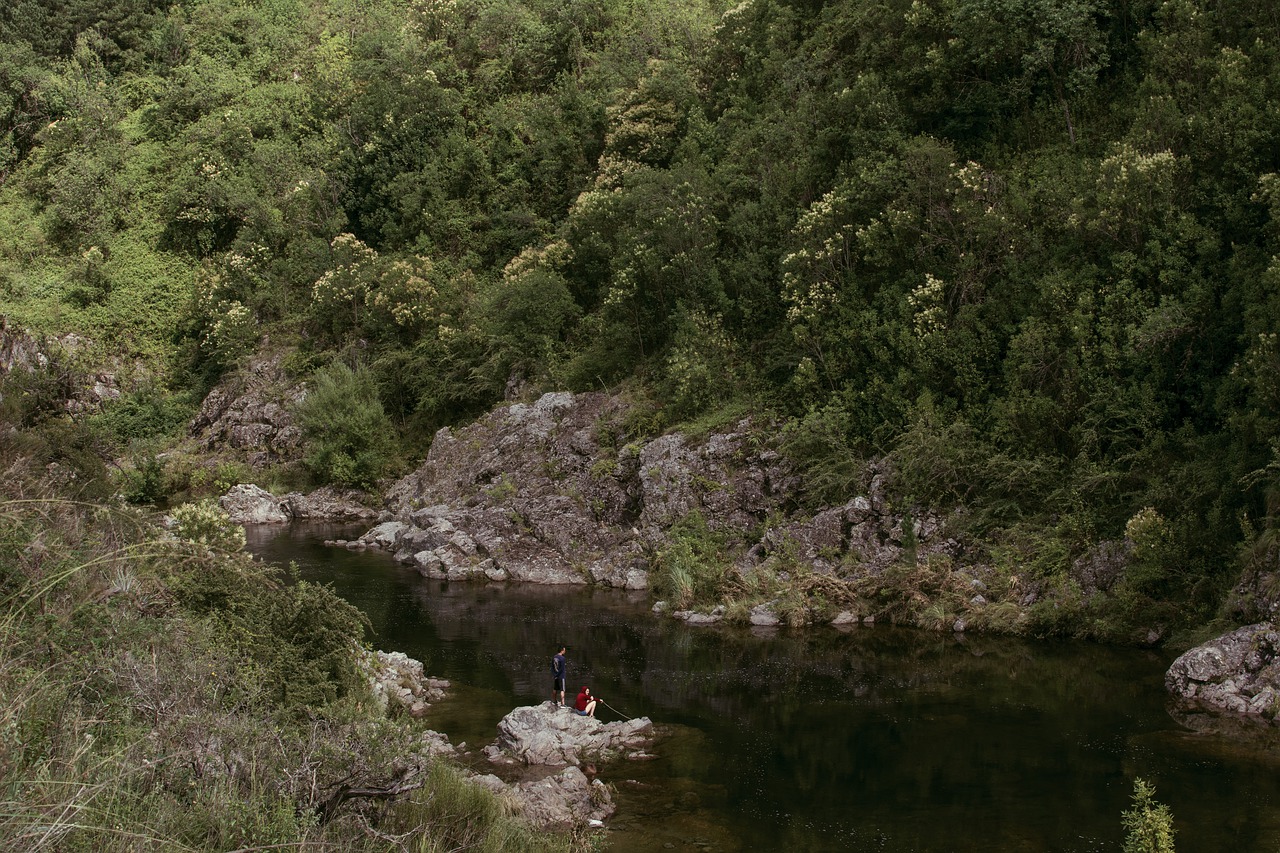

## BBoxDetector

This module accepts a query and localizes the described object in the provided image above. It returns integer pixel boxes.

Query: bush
[169,498,245,552]
[295,361,396,489]
[1122,778,1176,853]
[651,511,729,610]
[121,451,167,504]
[92,384,194,448]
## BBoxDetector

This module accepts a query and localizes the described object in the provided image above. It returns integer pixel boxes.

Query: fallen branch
[315,765,423,825]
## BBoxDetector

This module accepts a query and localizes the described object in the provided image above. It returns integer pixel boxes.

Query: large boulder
[483,703,656,766]
[220,483,289,524]
[1166,622,1280,718]
[221,483,379,524]
[471,766,614,831]
[280,486,379,521]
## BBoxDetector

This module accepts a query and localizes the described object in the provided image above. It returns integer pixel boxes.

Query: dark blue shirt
[552,652,567,681]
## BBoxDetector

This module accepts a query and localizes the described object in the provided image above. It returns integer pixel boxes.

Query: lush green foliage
[1122,777,1177,853]
[651,510,731,610]
[0,459,569,852]
[3,0,1280,637]
[296,360,396,488]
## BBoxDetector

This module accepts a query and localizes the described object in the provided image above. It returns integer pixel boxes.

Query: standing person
[551,645,567,707]
[574,685,598,717]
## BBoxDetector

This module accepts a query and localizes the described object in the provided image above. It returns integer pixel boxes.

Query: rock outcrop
[220,483,378,524]
[354,391,960,608]
[483,703,656,767]
[1166,623,1280,719]
[367,650,449,718]
[0,318,135,413]
[189,352,304,468]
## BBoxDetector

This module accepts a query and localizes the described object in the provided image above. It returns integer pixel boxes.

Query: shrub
[1122,777,1176,853]
[779,404,867,508]
[92,384,194,449]
[295,361,396,489]
[121,452,167,504]
[170,498,245,552]
[651,511,729,610]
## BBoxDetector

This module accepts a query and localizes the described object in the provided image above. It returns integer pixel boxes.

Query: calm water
[247,522,1280,852]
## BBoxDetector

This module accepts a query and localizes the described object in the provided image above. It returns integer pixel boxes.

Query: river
[246,522,1280,852]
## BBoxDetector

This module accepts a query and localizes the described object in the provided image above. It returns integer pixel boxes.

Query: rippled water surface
[247,522,1280,852]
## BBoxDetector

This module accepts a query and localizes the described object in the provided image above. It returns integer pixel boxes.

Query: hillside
[2,0,1279,643]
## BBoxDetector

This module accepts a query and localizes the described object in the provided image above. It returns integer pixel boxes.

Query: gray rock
[1070,540,1131,595]
[280,486,378,520]
[365,650,449,718]
[366,521,410,550]
[483,703,656,767]
[189,352,304,468]
[472,766,614,831]
[0,320,137,414]
[220,484,288,524]
[675,611,723,627]
[223,483,379,525]
[1166,622,1280,719]
[749,604,780,626]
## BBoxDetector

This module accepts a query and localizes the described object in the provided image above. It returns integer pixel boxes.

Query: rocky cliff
[351,391,968,625]
[188,352,304,469]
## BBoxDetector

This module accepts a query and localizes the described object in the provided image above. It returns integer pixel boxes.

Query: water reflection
[246,523,1280,853]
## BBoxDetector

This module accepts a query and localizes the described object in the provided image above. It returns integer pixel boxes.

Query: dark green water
[247,522,1280,852]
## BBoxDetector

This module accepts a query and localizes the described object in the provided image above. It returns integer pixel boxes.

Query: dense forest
[3,0,1272,848]
[3,0,1280,635]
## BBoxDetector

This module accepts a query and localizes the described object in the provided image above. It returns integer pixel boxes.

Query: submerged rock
[483,702,656,766]
[1166,622,1280,719]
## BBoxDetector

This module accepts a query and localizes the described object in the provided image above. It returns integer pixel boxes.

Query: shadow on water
[246,522,1280,853]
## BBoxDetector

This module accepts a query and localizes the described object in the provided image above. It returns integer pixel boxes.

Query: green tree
[296,361,395,489]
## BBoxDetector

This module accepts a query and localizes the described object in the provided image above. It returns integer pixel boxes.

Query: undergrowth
[0,454,574,852]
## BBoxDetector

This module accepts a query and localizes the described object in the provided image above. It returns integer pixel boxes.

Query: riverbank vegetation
[2,1,1280,641]
[0,447,574,851]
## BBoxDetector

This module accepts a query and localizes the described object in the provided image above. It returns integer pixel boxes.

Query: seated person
[574,685,598,717]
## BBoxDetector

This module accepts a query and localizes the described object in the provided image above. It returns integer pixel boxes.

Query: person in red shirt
[574,685,598,717]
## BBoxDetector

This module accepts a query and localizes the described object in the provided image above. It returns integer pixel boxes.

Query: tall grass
[0,469,574,853]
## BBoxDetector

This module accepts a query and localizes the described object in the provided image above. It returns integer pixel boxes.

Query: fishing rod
[598,698,631,720]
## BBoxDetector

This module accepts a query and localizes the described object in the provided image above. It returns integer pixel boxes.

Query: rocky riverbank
[202,379,1280,733]
[345,391,976,619]
[368,650,657,832]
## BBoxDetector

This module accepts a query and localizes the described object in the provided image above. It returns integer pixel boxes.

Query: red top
[575,687,593,712]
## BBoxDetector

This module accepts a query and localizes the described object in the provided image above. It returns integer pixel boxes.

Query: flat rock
[483,703,656,766]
